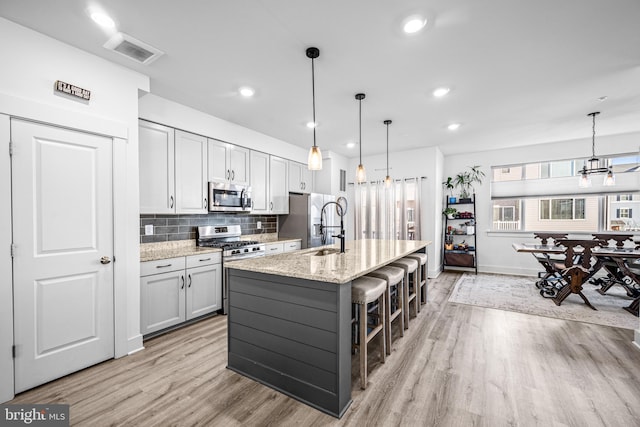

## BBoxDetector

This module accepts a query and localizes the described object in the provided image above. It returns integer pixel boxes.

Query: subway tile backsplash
[140,213,277,243]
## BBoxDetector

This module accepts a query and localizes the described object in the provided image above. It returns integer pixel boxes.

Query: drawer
[141,256,185,276]
[265,242,284,255]
[186,252,221,268]
[284,241,301,252]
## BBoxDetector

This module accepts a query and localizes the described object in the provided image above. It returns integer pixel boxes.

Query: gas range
[196,225,265,260]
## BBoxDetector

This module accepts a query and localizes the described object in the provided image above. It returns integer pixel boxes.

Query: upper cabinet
[175,130,208,214]
[270,156,289,214]
[208,139,250,186]
[139,120,175,214]
[139,120,207,214]
[250,150,270,214]
[289,161,313,194]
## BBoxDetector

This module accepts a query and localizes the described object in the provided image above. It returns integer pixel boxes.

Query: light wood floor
[10,272,640,426]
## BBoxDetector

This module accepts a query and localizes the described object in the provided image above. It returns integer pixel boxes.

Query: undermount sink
[304,248,345,256]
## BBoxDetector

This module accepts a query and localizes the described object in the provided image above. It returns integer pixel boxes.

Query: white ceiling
[1,0,639,157]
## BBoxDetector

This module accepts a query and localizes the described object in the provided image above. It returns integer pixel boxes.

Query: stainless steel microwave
[208,181,252,212]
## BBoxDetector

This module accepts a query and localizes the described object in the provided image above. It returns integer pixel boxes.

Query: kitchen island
[224,239,431,418]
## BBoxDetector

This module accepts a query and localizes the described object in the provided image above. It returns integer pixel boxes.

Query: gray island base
[225,239,431,418]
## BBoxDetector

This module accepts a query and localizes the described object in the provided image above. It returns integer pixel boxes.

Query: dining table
[513,240,640,315]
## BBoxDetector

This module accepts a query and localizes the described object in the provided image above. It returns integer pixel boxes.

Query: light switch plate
[256,221,262,229]
[145,224,154,235]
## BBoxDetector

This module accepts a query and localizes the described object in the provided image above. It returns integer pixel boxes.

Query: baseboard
[428,267,442,279]
[634,330,640,351]
[478,265,539,277]
[126,334,144,356]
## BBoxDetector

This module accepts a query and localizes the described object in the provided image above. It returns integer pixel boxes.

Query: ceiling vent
[103,32,164,65]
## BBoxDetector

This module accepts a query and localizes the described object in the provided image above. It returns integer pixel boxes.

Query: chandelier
[578,112,615,188]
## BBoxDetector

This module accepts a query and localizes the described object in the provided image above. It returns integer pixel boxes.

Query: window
[539,198,585,220]
[617,194,632,201]
[617,208,632,218]
[491,199,521,230]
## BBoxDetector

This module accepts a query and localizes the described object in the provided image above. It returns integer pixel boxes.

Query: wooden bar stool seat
[390,258,419,326]
[406,252,428,309]
[366,265,405,355]
[351,276,387,389]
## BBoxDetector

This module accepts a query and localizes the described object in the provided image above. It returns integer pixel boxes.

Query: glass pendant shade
[356,164,367,183]
[578,172,592,188]
[308,146,322,170]
[384,175,392,188]
[603,170,615,186]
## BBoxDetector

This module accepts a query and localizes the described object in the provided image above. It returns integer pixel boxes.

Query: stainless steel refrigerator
[278,193,337,248]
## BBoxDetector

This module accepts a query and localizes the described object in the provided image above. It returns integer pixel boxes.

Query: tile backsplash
[140,213,277,243]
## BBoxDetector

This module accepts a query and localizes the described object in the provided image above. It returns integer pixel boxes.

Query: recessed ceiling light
[448,123,461,131]
[597,96,608,102]
[346,142,356,149]
[306,121,317,129]
[239,87,255,97]
[403,16,427,34]
[433,87,450,97]
[90,12,115,29]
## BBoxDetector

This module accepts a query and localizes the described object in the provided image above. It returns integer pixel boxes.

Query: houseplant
[454,165,485,203]
[443,177,456,203]
[443,207,457,219]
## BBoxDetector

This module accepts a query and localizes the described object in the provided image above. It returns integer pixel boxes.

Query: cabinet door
[265,242,284,256]
[207,138,229,182]
[301,166,314,194]
[141,270,186,335]
[186,264,222,320]
[175,130,207,213]
[270,156,289,214]
[139,120,175,214]
[289,161,303,192]
[250,150,270,214]
[229,146,250,186]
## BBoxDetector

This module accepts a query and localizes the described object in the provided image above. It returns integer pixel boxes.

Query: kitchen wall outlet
[256,221,262,229]
[145,224,154,235]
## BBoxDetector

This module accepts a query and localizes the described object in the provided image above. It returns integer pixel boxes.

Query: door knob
[100,256,111,264]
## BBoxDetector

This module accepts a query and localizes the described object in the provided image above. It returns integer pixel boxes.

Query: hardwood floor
[9,272,640,426]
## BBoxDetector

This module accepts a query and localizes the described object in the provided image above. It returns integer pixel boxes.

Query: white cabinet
[284,241,302,252]
[270,156,289,214]
[265,242,284,255]
[175,130,208,214]
[141,253,222,336]
[208,139,250,186]
[139,120,175,214]
[289,161,313,194]
[139,121,207,214]
[250,150,270,214]
[265,240,301,256]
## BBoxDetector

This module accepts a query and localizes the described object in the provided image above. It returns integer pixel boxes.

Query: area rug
[449,273,639,330]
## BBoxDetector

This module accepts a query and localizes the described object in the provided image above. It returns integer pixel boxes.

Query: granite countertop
[140,234,302,262]
[140,241,221,262]
[225,239,431,284]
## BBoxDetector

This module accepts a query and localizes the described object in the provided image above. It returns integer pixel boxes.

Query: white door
[11,119,114,393]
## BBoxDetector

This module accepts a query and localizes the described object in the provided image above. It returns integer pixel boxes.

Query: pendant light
[306,47,322,170]
[355,93,366,183]
[383,120,392,188]
[578,111,614,187]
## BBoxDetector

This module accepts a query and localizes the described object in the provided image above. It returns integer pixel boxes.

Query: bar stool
[406,252,428,310]
[352,276,387,389]
[366,265,405,355]
[390,258,419,326]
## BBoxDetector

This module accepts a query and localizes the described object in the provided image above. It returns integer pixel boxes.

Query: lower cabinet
[141,253,222,336]
[265,240,301,256]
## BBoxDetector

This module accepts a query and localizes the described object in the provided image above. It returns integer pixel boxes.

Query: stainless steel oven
[196,225,265,314]
[208,181,251,212]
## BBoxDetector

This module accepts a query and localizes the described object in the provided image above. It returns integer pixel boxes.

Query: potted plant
[442,177,456,203]
[443,207,457,219]
[454,165,485,203]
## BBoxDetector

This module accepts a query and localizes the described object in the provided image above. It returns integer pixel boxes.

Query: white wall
[139,93,310,163]
[0,17,149,402]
